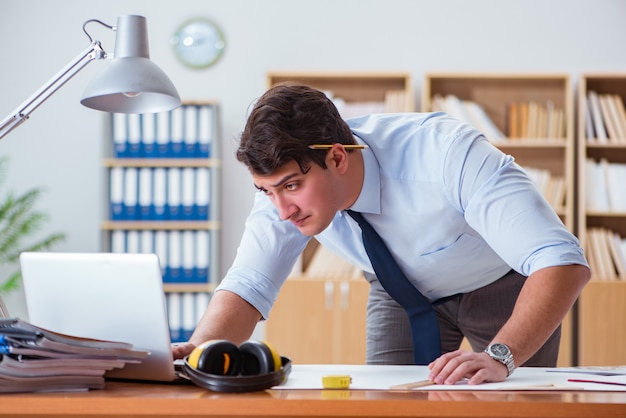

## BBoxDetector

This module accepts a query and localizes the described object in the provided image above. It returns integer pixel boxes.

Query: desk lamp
[0,14,181,141]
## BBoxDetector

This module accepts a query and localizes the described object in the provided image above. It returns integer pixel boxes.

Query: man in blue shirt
[174,83,590,385]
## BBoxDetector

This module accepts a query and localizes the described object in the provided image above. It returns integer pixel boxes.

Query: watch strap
[484,343,515,377]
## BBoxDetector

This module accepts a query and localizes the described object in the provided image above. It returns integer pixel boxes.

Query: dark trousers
[364,270,560,366]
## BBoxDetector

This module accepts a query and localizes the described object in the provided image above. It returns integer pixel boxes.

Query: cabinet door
[578,282,626,366]
[265,279,337,364]
[334,280,368,364]
[265,278,369,364]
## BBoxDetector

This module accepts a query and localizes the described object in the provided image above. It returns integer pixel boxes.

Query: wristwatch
[484,343,515,377]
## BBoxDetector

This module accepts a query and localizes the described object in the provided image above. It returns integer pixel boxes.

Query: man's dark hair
[237,82,356,175]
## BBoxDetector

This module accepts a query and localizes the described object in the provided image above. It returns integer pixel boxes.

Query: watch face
[490,343,510,357]
[172,18,225,69]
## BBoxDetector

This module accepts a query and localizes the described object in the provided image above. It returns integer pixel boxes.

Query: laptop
[20,251,177,382]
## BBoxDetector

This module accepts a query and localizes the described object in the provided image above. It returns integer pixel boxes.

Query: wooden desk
[1,380,625,418]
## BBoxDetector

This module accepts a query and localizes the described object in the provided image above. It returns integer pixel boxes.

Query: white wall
[1,0,625,318]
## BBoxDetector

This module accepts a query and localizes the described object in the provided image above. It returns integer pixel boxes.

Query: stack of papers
[0,318,148,393]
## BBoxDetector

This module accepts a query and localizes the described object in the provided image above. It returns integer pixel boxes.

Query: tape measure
[322,374,352,389]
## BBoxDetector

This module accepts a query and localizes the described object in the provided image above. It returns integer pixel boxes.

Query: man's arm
[172,290,262,359]
[428,264,591,385]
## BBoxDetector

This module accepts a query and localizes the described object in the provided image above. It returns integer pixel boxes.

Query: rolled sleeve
[216,193,310,319]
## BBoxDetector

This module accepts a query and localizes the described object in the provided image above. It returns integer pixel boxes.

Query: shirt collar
[347,136,381,215]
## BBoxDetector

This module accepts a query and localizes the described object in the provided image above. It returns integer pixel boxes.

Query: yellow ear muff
[262,340,282,372]
[239,340,282,375]
[187,340,213,369]
[190,340,240,376]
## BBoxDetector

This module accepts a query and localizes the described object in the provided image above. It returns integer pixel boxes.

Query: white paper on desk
[548,366,626,376]
[567,374,626,386]
[275,365,430,391]
[273,365,626,391]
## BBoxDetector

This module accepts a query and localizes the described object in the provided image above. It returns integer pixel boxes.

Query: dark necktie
[346,210,441,365]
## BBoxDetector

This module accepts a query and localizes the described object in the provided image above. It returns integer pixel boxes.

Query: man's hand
[169,290,263,362]
[172,342,196,360]
[428,265,590,386]
[427,350,508,385]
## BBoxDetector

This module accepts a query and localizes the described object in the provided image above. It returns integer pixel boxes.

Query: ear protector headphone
[182,340,292,393]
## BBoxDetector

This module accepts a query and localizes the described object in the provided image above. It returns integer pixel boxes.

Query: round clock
[171,18,225,69]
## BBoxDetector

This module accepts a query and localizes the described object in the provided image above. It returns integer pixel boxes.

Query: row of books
[166,292,210,343]
[585,227,626,281]
[585,91,626,143]
[327,90,409,119]
[430,94,505,142]
[112,104,217,159]
[110,167,212,221]
[111,229,212,284]
[0,318,146,393]
[506,101,566,139]
[585,159,626,213]
[430,94,566,141]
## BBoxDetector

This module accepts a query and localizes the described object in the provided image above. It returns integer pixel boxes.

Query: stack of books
[585,91,626,143]
[585,227,626,281]
[585,159,626,213]
[0,318,147,393]
[430,94,567,141]
[430,94,506,142]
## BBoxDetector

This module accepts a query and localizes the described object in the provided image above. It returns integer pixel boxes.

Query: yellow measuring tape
[322,374,352,389]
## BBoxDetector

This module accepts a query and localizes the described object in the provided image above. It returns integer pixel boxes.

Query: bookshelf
[576,73,626,366]
[423,73,575,231]
[266,71,415,117]
[422,73,575,367]
[263,72,414,364]
[102,102,221,343]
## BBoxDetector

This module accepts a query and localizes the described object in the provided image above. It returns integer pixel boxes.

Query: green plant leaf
[0,157,66,293]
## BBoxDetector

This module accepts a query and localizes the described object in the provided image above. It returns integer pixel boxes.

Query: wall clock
[171,18,225,69]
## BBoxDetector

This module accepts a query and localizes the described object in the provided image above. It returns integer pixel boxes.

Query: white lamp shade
[80,57,181,113]
[80,15,181,114]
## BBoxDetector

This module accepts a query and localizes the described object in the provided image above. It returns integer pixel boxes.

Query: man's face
[252,160,344,236]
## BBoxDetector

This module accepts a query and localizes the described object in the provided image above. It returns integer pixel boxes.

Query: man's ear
[327,143,350,174]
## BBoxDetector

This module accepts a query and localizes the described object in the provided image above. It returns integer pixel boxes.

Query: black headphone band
[182,357,292,393]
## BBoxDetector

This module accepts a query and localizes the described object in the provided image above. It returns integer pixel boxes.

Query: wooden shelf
[267,71,415,114]
[101,221,221,231]
[576,73,626,366]
[422,73,572,134]
[163,283,216,293]
[103,158,221,168]
[268,71,413,103]
[577,73,626,272]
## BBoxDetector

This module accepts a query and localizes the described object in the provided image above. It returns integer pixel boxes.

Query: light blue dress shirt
[217,112,588,320]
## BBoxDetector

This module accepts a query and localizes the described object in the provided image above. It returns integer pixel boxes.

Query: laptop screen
[20,252,176,382]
